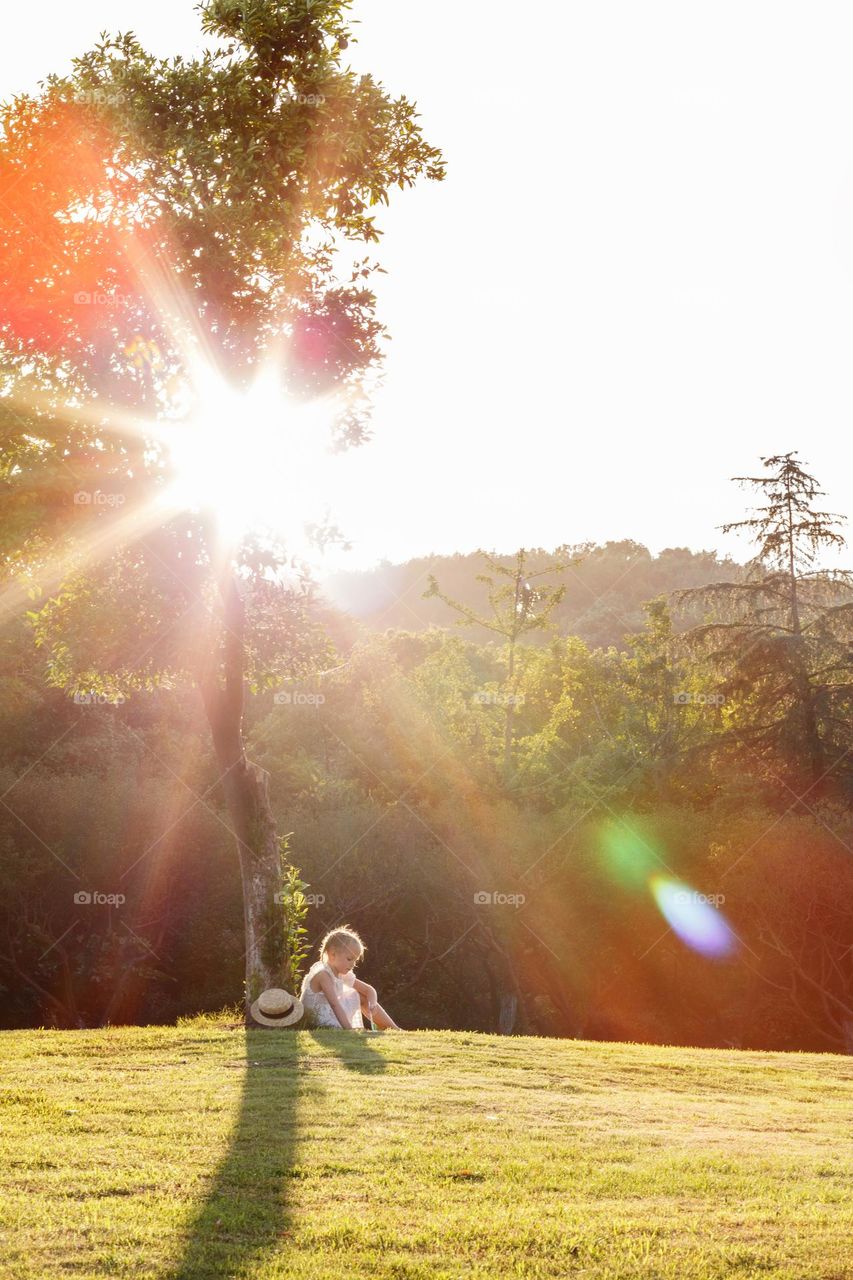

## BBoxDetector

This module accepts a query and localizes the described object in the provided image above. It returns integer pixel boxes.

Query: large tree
[0,0,444,1022]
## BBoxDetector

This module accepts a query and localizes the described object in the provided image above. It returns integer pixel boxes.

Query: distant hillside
[320,540,747,649]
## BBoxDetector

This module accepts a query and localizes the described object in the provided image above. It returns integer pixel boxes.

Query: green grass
[1,1023,851,1279]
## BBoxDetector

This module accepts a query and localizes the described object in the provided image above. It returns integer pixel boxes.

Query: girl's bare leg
[359,996,402,1030]
[369,1002,401,1030]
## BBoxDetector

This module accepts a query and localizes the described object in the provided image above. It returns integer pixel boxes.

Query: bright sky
[2,2,852,575]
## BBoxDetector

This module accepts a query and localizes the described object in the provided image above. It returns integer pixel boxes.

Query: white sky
[2,2,853,575]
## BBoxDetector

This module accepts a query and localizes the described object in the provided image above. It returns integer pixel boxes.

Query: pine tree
[671,453,853,799]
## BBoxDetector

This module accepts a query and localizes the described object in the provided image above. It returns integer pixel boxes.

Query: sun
[160,363,342,553]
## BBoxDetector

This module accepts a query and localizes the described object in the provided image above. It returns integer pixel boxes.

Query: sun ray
[0,496,189,624]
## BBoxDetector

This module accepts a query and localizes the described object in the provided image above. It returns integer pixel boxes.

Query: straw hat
[249,987,304,1028]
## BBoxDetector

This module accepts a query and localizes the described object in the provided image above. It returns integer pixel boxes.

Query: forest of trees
[0,4,850,1054]
[3,454,852,1053]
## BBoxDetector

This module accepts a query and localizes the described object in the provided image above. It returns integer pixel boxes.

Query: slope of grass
[0,1024,851,1279]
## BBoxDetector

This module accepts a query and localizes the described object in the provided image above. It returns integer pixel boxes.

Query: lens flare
[159,363,341,551]
[649,875,736,959]
[600,820,661,890]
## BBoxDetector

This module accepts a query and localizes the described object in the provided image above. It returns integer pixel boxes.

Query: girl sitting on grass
[300,926,402,1030]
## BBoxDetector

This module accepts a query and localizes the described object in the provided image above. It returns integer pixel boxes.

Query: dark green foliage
[3,583,853,1047]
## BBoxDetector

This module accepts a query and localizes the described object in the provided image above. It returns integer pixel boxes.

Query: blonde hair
[319,925,365,963]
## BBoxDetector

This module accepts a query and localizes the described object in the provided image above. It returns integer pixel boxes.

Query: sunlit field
[1,1024,851,1280]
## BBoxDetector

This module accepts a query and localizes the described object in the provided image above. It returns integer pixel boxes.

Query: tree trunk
[498,992,518,1035]
[794,662,825,792]
[786,494,825,791]
[843,1019,853,1056]
[478,927,524,1034]
[504,635,516,780]
[201,570,287,1025]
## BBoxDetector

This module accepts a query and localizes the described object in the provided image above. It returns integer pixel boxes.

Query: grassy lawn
[1,1022,851,1279]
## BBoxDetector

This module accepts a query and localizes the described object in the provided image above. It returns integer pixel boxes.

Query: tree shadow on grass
[306,1028,390,1074]
[167,1028,386,1278]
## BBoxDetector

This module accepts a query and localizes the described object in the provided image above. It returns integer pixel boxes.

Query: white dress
[300,959,364,1028]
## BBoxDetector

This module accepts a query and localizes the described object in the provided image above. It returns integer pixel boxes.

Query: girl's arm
[352,976,378,1006]
[313,970,356,1029]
